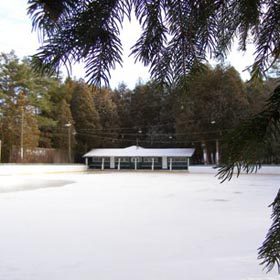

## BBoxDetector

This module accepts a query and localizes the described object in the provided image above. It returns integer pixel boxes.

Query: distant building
[83,145,195,170]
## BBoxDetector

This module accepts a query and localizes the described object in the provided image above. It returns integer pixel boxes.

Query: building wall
[87,156,189,170]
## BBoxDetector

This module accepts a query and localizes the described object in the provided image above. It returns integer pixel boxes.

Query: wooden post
[215,139,219,165]
[162,157,167,169]
[20,106,24,160]
[65,122,72,163]
[118,158,121,170]
[202,142,208,165]
[110,157,115,169]
[134,157,137,170]
[101,158,104,170]
[152,158,154,171]
[169,158,173,171]
[187,157,190,170]
[85,157,88,167]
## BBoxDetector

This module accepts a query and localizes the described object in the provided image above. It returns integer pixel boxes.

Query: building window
[131,157,142,162]
[143,158,159,163]
[169,157,188,162]
[92,157,110,162]
[116,157,129,162]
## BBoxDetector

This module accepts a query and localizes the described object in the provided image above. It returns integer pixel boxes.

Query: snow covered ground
[0,164,86,175]
[0,171,279,280]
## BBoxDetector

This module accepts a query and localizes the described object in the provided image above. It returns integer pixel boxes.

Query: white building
[83,145,195,170]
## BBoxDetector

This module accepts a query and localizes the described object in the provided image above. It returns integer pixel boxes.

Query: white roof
[83,145,195,157]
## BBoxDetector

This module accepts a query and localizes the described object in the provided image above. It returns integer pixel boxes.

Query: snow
[0,164,86,176]
[0,171,279,280]
[189,165,280,175]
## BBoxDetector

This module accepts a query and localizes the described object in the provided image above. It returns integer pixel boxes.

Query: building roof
[83,145,195,157]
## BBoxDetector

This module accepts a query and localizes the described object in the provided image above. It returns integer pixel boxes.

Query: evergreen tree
[113,83,134,146]
[130,81,174,147]
[52,98,75,151]
[0,51,60,149]
[112,81,175,147]
[70,81,101,155]
[40,77,74,148]
[175,65,250,163]
[0,52,43,161]
[92,87,120,147]
[1,92,40,162]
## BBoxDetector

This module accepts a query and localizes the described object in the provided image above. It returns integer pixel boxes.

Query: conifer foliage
[217,85,280,182]
[27,0,280,86]
[70,81,101,153]
[258,190,280,272]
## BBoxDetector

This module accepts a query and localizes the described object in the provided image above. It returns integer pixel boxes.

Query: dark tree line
[0,52,276,164]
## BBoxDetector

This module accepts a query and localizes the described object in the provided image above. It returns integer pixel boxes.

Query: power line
[77,123,175,131]
[76,128,232,136]
[76,132,222,145]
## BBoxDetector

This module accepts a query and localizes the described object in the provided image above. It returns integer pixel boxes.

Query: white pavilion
[83,145,195,170]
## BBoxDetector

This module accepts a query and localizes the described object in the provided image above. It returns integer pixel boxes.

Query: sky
[0,0,255,89]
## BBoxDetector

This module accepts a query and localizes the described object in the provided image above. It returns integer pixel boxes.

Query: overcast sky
[0,0,255,89]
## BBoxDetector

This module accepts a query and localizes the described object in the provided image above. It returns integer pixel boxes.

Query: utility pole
[201,141,208,165]
[136,129,142,147]
[20,106,24,161]
[65,122,72,163]
[216,139,219,165]
[210,120,220,165]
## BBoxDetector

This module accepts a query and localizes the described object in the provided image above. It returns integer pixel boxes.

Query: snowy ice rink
[0,171,279,280]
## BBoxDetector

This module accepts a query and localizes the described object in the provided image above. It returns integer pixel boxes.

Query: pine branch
[217,84,280,182]
[258,189,280,273]
[27,0,79,36]
[251,1,280,79]
[31,0,125,87]
[27,0,280,86]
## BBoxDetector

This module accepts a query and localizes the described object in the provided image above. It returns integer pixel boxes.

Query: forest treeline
[0,51,278,163]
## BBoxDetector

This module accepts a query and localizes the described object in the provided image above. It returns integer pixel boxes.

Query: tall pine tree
[70,81,101,155]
